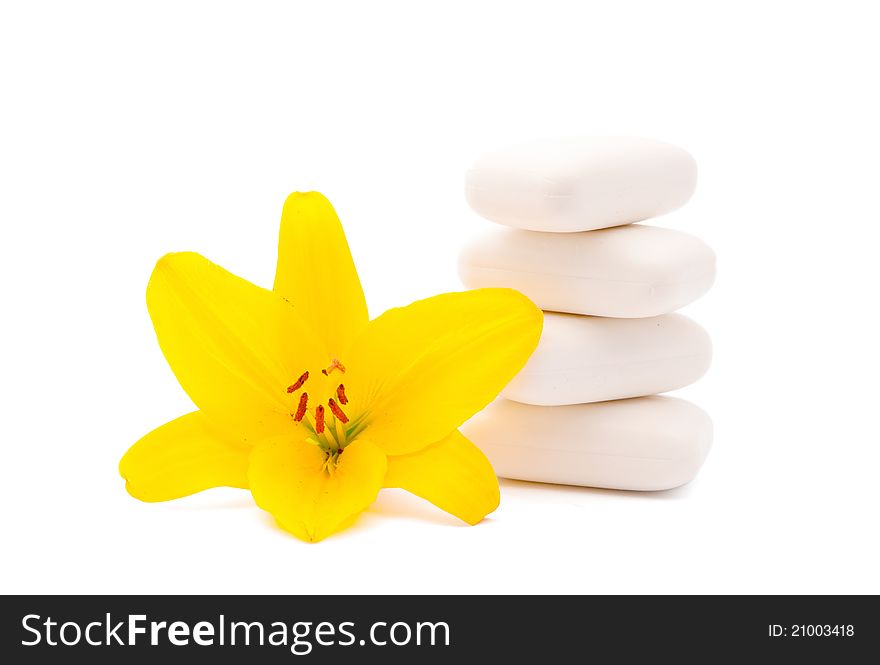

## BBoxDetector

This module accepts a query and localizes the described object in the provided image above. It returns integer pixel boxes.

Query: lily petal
[119,411,250,502]
[344,288,543,455]
[385,429,499,525]
[147,252,326,441]
[248,438,387,542]
[273,192,369,355]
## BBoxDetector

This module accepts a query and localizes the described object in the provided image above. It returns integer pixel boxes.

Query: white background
[2,0,878,594]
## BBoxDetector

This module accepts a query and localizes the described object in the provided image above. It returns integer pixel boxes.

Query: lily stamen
[336,384,348,405]
[327,398,349,424]
[286,371,310,393]
[321,448,344,475]
[293,392,309,422]
[322,418,340,448]
[315,404,326,434]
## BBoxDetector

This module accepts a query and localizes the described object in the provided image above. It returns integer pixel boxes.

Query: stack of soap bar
[458,136,715,491]
[463,397,712,491]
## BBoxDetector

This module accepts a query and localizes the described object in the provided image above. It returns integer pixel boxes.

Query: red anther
[328,398,349,424]
[321,369,328,376]
[315,405,325,434]
[336,384,348,405]
[293,392,309,421]
[286,371,309,393]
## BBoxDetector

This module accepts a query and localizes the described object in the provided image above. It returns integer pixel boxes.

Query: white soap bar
[465,136,697,232]
[458,224,715,317]
[503,312,711,406]
[462,397,712,491]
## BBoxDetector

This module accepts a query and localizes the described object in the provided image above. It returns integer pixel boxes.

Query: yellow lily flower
[119,192,543,542]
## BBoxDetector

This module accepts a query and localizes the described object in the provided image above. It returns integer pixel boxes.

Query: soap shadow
[499,477,697,500]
